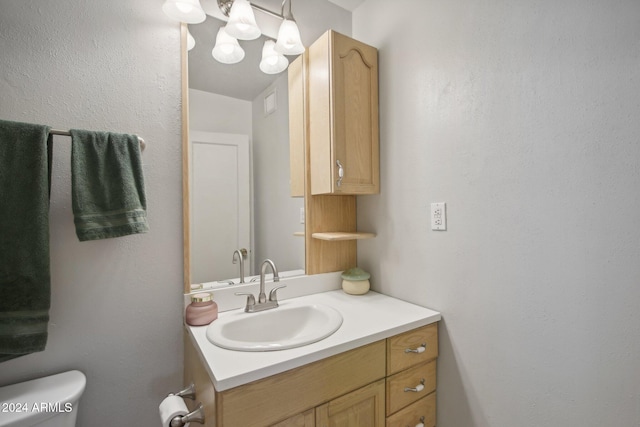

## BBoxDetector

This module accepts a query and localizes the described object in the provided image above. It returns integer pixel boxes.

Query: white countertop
[187,290,441,391]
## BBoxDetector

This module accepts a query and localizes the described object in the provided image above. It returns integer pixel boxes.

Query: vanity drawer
[386,359,436,416]
[386,392,436,427]
[386,323,438,375]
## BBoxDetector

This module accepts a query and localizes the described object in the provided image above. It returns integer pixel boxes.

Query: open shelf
[293,231,305,237]
[311,232,376,241]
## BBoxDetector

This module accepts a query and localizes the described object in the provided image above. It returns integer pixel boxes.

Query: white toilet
[0,370,86,427]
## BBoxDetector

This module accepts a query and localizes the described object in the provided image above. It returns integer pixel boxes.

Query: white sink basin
[206,303,343,351]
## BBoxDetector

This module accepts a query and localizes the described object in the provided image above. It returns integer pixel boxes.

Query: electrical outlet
[299,207,305,224]
[431,202,446,231]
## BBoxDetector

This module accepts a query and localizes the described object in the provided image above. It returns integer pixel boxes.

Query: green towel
[70,129,149,241]
[0,119,52,362]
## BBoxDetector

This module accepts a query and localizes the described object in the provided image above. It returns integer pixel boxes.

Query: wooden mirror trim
[181,23,192,293]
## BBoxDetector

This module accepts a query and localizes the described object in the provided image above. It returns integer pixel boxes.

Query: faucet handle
[234,292,256,310]
[268,285,287,302]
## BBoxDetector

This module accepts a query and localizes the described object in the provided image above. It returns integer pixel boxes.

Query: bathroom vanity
[180,24,432,427]
[184,290,440,427]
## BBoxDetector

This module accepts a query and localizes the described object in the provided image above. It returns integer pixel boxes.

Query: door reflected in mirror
[186,18,305,287]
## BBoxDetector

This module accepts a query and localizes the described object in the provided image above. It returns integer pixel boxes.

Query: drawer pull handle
[405,343,426,354]
[404,378,425,393]
[405,416,425,427]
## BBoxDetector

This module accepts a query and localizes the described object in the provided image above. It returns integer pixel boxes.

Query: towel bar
[50,128,146,151]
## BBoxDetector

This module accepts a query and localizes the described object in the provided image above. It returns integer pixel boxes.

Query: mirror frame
[180,23,360,293]
[181,24,191,293]
[180,23,306,292]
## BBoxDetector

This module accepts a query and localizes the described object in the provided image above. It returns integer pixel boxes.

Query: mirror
[185,18,305,289]
[181,2,353,292]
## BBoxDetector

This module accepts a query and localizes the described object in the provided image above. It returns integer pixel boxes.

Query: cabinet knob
[336,160,344,187]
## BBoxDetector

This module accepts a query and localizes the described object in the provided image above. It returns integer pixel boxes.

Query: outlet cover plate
[431,202,446,231]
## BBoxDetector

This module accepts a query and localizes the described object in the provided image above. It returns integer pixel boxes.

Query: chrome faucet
[232,249,247,283]
[258,259,280,303]
[235,259,285,312]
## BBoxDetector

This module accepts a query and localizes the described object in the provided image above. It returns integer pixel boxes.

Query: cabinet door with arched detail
[309,30,379,196]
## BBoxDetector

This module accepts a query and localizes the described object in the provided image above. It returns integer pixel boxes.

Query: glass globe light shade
[274,19,304,55]
[225,0,261,40]
[162,0,206,24]
[259,40,289,74]
[212,27,245,64]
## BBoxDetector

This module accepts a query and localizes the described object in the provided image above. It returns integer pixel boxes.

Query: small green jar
[341,268,371,295]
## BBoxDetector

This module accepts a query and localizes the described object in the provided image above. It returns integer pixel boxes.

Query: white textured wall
[354,1,640,426]
[252,76,305,274]
[0,1,183,426]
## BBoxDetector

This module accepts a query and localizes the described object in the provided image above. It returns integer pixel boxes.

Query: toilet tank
[0,370,86,427]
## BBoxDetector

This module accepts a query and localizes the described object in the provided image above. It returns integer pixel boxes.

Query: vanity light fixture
[162,0,206,24]
[214,0,305,74]
[164,0,304,74]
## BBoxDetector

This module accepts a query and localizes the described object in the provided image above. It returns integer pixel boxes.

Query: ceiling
[188,0,360,101]
[327,0,366,11]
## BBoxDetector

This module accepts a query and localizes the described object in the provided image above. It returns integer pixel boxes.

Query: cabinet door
[271,409,315,427]
[309,30,379,196]
[315,379,385,427]
[331,31,379,195]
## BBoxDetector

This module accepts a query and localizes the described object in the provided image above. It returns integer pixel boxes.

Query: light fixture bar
[217,0,286,20]
[250,2,285,20]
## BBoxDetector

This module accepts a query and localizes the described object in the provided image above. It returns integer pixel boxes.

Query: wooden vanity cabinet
[289,30,379,197]
[308,30,379,196]
[184,323,438,427]
[288,31,380,274]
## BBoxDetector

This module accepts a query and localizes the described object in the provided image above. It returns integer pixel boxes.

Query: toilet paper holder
[171,383,196,400]
[166,383,205,426]
[170,402,205,427]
